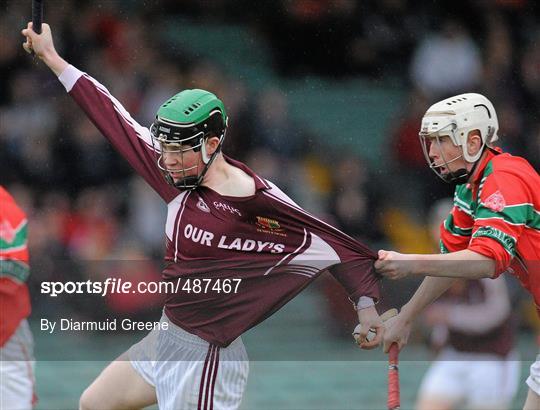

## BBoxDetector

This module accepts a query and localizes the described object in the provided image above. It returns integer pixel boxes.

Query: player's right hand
[21,22,56,60]
[375,250,417,280]
[382,311,412,353]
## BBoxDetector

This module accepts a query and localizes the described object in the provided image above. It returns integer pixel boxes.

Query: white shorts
[526,354,540,396]
[418,348,520,409]
[0,319,36,410]
[128,314,249,410]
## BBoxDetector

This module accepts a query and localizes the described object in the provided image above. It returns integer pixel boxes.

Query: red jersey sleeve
[440,204,473,254]
[468,171,529,276]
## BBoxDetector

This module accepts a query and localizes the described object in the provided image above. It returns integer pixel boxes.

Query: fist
[374,250,416,280]
[21,22,55,60]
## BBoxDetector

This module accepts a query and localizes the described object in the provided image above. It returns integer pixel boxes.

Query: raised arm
[22,23,178,203]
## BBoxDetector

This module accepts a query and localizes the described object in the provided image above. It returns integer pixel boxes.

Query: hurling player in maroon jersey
[23,23,384,410]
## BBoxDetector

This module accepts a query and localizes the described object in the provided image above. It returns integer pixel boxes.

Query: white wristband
[356,296,375,310]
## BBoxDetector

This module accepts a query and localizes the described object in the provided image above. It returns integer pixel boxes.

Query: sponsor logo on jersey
[213,202,241,216]
[256,216,286,237]
[0,220,16,243]
[484,190,506,212]
[197,197,210,213]
[473,226,515,253]
[182,223,285,253]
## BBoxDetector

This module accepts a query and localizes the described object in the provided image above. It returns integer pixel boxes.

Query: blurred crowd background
[1,0,539,334]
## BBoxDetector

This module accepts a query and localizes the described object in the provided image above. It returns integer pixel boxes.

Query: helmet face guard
[150,109,226,190]
[419,122,469,184]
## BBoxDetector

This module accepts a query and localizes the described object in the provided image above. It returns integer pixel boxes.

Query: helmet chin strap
[439,149,484,185]
[429,152,469,184]
[445,167,469,184]
[431,153,468,184]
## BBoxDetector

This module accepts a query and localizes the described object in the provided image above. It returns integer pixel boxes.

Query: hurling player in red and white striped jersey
[23,23,384,410]
[375,93,540,410]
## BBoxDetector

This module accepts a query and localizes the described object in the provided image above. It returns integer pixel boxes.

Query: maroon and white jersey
[59,65,379,347]
[443,278,514,357]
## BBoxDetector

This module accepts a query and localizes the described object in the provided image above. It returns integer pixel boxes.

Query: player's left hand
[355,305,384,350]
[375,250,416,280]
[382,311,411,353]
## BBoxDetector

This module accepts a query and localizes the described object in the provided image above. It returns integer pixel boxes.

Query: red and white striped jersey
[440,148,540,315]
[58,65,380,347]
[0,186,31,346]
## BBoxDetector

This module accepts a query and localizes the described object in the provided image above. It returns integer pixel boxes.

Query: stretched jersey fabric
[58,65,380,347]
[440,148,540,315]
[0,187,31,347]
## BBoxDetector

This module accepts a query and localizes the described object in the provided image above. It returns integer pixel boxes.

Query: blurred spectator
[64,188,120,260]
[520,40,540,117]
[496,101,526,157]
[410,19,482,98]
[245,148,288,188]
[529,122,540,170]
[329,154,386,244]
[0,17,27,106]
[389,90,453,216]
[69,116,123,186]
[261,0,359,76]
[138,62,184,125]
[128,177,167,256]
[391,90,429,173]
[352,0,424,77]
[253,87,304,157]
[482,11,516,100]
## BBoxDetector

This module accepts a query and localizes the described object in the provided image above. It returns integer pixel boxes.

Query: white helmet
[419,93,499,182]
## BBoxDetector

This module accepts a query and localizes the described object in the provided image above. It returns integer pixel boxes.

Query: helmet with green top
[150,89,228,190]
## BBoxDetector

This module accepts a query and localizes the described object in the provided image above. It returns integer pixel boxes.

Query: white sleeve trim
[356,296,375,310]
[58,64,83,92]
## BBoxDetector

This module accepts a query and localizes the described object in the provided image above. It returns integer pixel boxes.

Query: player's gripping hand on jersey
[21,22,68,76]
[374,250,417,280]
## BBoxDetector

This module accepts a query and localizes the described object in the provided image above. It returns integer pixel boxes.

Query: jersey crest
[484,190,506,212]
[197,196,211,213]
[0,220,16,244]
